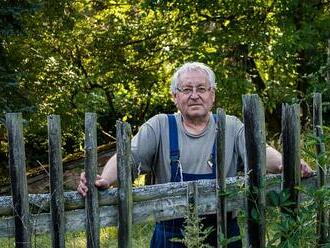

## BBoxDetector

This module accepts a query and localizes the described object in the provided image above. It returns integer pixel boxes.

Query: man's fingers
[78,173,111,197]
[80,172,86,184]
[95,178,110,189]
[95,174,103,180]
[301,163,314,178]
[77,183,88,197]
[77,172,91,197]
[95,175,109,188]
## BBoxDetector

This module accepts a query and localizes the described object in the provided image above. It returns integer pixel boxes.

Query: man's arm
[266,145,283,173]
[98,154,118,186]
[77,154,118,197]
[77,116,160,197]
[265,145,313,177]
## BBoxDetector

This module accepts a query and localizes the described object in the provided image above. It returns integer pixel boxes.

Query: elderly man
[78,62,312,248]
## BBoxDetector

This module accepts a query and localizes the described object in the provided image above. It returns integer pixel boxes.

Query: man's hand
[77,172,111,197]
[267,160,314,178]
[300,159,314,178]
[265,146,314,178]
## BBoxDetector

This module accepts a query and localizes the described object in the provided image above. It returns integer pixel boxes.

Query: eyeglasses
[176,86,212,95]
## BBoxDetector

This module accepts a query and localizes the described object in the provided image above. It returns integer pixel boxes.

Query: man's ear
[171,93,177,105]
[212,91,215,103]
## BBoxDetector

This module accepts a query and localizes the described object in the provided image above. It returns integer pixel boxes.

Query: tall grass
[0,223,154,248]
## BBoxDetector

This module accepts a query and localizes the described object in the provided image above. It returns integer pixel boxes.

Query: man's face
[173,70,215,120]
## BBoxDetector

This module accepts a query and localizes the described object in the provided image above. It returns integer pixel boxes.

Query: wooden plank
[216,108,227,248]
[0,175,328,237]
[281,104,301,216]
[243,94,266,248]
[116,121,133,248]
[0,174,326,217]
[84,113,100,248]
[6,113,31,248]
[48,115,65,248]
[313,93,328,244]
[187,181,198,219]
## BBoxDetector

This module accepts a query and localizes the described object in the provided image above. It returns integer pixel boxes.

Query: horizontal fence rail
[0,174,328,237]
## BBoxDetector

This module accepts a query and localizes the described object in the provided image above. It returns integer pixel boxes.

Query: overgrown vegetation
[171,203,214,248]
[265,188,329,247]
[173,128,330,248]
[0,128,328,247]
[0,224,154,248]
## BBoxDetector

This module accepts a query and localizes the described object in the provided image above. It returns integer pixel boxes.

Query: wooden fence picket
[243,94,266,248]
[281,104,301,217]
[84,113,100,248]
[6,113,31,248]
[48,115,65,248]
[117,121,133,248]
[187,181,198,222]
[216,108,227,248]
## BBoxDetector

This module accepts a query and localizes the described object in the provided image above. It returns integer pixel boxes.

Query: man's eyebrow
[181,82,207,85]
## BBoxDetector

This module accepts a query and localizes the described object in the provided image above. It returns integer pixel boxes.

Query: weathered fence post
[216,108,227,248]
[6,113,31,248]
[313,93,328,244]
[48,115,65,248]
[243,94,266,248]
[187,181,198,224]
[281,104,301,216]
[117,121,133,248]
[84,113,100,248]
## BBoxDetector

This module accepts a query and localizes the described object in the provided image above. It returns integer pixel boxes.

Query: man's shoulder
[225,114,241,122]
[225,114,243,128]
[147,113,168,123]
[143,113,169,130]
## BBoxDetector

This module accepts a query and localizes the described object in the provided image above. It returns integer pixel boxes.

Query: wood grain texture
[48,115,65,248]
[243,94,266,248]
[84,113,100,248]
[6,113,31,248]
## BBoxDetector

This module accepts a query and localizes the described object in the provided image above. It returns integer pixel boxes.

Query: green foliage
[171,204,213,248]
[1,0,329,169]
[0,223,154,247]
[265,186,330,248]
[265,129,330,247]
[267,189,295,209]
[0,1,36,121]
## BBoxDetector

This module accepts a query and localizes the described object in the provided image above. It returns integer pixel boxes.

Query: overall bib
[150,115,242,248]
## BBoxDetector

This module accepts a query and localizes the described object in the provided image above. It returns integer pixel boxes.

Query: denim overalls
[150,114,242,248]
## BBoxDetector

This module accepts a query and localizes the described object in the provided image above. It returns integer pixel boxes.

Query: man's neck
[181,113,210,135]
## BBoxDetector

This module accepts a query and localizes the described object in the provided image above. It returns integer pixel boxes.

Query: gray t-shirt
[131,113,246,184]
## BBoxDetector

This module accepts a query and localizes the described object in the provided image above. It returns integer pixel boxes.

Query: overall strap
[167,114,181,182]
[211,114,218,175]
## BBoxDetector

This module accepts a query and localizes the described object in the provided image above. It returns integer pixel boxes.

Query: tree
[0,0,36,169]
[1,0,329,169]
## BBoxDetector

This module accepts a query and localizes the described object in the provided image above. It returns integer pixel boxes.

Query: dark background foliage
[0,0,329,172]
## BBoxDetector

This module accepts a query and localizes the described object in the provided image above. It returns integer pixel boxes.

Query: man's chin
[186,110,208,119]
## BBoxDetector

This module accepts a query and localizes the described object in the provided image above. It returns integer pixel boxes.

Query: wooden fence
[1,93,329,248]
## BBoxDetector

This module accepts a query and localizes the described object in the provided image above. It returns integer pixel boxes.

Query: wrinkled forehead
[178,69,210,86]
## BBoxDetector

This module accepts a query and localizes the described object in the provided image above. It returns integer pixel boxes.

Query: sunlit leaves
[1,0,329,166]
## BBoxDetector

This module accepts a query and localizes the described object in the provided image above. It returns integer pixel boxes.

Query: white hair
[170,62,216,94]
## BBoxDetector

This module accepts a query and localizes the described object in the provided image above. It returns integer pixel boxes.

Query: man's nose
[190,89,199,98]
